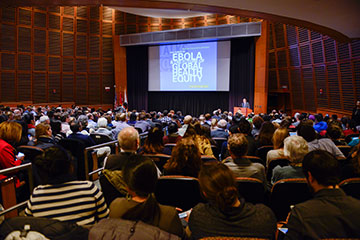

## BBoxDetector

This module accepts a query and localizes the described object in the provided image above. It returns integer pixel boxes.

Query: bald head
[118,127,139,151]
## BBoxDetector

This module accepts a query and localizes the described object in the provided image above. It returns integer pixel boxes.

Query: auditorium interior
[1,0,360,239]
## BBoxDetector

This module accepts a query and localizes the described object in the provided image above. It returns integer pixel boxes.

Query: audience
[187,163,276,239]
[3,104,360,238]
[139,127,170,155]
[223,133,266,184]
[25,146,109,225]
[28,123,56,149]
[266,127,289,167]
[0,121,23,182]
[271,135,308,184]
[285,150,360,239]
[298,124,344,158]
[109,155,183,237]
[163,138,202,177]
[255,121,276,148]
[163,122,182,144]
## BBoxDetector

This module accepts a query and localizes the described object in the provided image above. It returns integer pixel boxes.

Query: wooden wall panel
[1,6,261,107]
[268,23,360,115]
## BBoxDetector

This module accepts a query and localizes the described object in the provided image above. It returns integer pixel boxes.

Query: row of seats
[154,175,360,221]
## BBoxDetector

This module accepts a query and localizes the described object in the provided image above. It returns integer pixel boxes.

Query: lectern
[233,107,253,117]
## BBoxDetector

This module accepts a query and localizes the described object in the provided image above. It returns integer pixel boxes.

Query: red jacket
[0,139,21,182]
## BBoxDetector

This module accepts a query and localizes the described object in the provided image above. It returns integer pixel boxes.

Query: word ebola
[170,51,204,83]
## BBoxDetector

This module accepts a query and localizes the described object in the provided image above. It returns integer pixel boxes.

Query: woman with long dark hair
[109,155,183,237]
[187,163,276,239]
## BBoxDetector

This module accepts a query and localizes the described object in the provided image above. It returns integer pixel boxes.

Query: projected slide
[159,42,217,91]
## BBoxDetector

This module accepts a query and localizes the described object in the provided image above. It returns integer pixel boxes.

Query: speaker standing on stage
[241,98,250,108]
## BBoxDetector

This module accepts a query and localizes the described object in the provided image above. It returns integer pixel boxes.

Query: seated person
[210,119,229,138]
[67,120,95,148]
[298,124,344,158]
[285,150,360,239]
[138,127,170,155]
[28,123,55,149]
[187,162,276,239]
[163,122,182,144]
[94,117,113,139]
[341,143,360,180]
[266,127,289,167]
[223,133,266,184]
[25,146,109,225]
[163,138,202,178]
[326,124,347,146]
[109,156,183,237]
[272,135,308,184]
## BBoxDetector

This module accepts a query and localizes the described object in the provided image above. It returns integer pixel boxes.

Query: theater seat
[90,133,113,145]
[270,178,312,221]
[266,158,290,182]
[155,175,205,211]
[339,178,360,200]
[235,177,266,204]
[336,145,352,158]
[142,153,171,172]
[256,146,273,163]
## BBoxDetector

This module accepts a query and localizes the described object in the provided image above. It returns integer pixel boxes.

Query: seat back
[337,145,352,158]
[339,178,360,200]
[155,176,205,211]
[235,177,265,204]
[256,145,273,163]
[212,137,228,160]
[201,155,218,163]
[270,178,311,221]
[59,138,86,180]
[17,146,44,163]
[244,156,265,166]
[266,159,290,182]
[143,154,171,172]
[90,133,113,145]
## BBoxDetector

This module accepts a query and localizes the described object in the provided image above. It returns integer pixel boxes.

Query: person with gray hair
[271,135,309,184]
[94,117,113,139]
[210,119,229,138]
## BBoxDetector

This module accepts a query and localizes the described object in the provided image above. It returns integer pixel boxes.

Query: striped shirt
[25,181,109,225]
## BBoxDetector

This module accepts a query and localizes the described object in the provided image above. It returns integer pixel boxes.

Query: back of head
[0,121,22,145]
[272,127,289,149]
[228,133,248,158]
[302,150,340,187]
[118,127,139,151]
[298,124,317,142]
[166,138,201,175]
[183,115,193,124]
[70,120,81,133]
[199,163,238,212]
[217,119,227,129]
[252,116,264,130]
[168,122,178,134]
[284,135,308,163]
[238,118,251,135]
[35,123,51,139]
[35,146,73,184]
[327,124,342,140]
[97,117,108,128]
[123,155,158,197]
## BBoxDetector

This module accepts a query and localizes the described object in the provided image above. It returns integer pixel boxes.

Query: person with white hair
[94,117,113,139]
[178,115,192,137]
[210,119,229,138]
[271,135,309,184]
